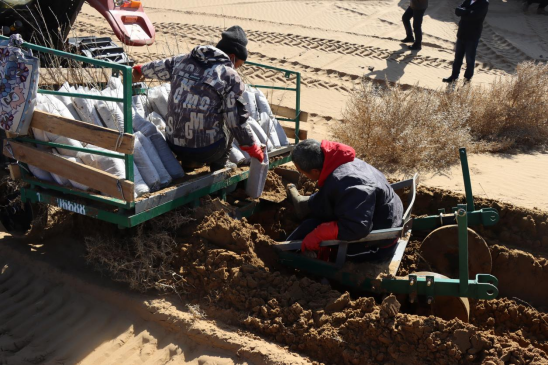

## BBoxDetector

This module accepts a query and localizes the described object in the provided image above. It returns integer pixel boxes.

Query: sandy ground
[73,0,548,212]
[0,232,311,365]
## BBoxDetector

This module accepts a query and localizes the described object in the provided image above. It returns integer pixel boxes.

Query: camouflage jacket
[141,46,255,148]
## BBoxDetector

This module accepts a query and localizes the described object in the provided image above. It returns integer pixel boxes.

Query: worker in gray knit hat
[133,25,264,171]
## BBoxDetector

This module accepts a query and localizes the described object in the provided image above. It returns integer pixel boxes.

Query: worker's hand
[240,144,264,163]
[454,7,467,16]
[301,221,339,252]
[132,64,145,82]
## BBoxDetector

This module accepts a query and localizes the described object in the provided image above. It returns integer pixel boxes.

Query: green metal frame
[246,61,301,143]
[3,36,301,227]
[277,148,500,301]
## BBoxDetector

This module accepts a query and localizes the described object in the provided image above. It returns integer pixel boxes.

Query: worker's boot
[287,183,311,220]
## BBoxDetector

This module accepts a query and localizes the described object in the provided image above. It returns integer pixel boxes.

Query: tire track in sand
[0,240,311,365]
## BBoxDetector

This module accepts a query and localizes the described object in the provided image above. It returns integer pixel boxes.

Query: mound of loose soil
[174,209,548,364]
[261,171,287,203]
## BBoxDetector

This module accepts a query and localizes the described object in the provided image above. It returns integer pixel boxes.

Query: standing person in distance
[401,0,429,51]
[443,0,489,84]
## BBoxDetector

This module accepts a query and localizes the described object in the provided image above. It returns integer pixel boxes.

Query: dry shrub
[85,226,181,293]
[332,80,475,175]
[466,61,548,150]
[334,61,548,174]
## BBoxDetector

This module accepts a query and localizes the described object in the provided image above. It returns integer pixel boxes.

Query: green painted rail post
[123,66,134,184]
[457,204,469,297]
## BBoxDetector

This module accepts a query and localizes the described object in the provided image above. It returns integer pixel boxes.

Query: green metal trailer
[1,36,303,228]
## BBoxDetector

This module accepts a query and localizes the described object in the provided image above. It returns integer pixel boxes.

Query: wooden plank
[8,164,21,180]
[282,126,307,141]
[135,167,237,213]
[31,111,134,154]
[3,140,134,201]
[271,105,309,123]
[39,68,111,87]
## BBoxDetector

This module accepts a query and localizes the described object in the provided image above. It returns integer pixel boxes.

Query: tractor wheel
[398,271,470,322]
[1,201,48,240]
[419,225,492,279]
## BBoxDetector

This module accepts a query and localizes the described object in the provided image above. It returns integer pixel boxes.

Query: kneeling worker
[287,139,403,261]
[132,25,264,170]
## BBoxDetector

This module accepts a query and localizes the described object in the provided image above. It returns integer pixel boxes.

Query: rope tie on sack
[4,140,30,174]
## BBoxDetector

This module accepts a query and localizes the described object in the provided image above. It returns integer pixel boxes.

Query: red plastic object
[87,0,155,46]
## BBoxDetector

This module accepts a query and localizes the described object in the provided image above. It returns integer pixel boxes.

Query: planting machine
[275,148,499,322]
[1,37,499,323]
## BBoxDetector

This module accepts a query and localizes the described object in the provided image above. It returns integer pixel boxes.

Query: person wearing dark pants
[401,0,429,51]
[443,0,489,84]
[523,0,548,14]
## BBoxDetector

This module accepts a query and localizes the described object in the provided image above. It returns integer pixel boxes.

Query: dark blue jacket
[307,141,403,241]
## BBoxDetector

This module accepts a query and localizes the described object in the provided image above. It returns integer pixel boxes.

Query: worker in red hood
[286,139,403,261]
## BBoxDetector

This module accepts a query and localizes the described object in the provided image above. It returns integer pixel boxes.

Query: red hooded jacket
[318,140,356,187]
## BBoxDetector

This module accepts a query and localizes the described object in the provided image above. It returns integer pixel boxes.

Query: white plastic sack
[133,136,161,191]
[96,89,124,132]
[259,112,281,148]
[72,87,103,127]
[133,114,157,136]
[132,95,145,117]
[232,140,251,165]
[64,155,89,191]
[107,76,123,91]
[53,82,81,121]
[133,163,150,198]
[246,146,269,199]
[50,152,71,186]
[148,132,185,179]
[147,111,166,137]
[0,34,39,135]
[135,131,172,187]
[51,136,83,157]
[243,86,259,121]
[77,146,126,178]
[28,164,55,183]
[247,117,273,151]
[133,114,184,178]
[229,145,246,165]
[148,85,169,118]
[254,88,273,116]
[273,118,289,146]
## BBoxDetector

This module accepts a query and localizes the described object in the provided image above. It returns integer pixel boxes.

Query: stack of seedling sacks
[29,79,287,199]
[30,79,183,199]
[230,85,289,166]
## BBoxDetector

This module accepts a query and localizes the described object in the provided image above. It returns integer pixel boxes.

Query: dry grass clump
[85,226,181,293]
[332,80,475,175]
[334,61,548,174]
[466,61,548,150]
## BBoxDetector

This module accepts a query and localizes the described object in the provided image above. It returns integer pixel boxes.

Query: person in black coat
[401,0,429,51]
[443,0,489,83]
[523,0,548,14]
